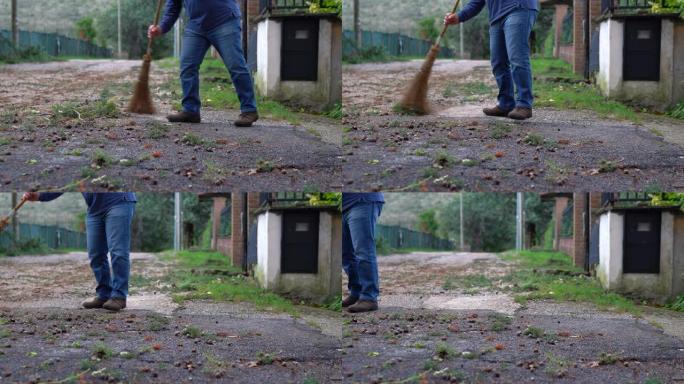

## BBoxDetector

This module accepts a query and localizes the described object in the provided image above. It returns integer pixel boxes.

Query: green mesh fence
[343,30,454,59]
[376,224,454,251]
[0,30,112,59]
[0,223,87,251]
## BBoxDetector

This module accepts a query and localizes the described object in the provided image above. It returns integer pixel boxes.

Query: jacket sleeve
[159,0,182,34]
[457,0,486,23]
[38,193,64,202]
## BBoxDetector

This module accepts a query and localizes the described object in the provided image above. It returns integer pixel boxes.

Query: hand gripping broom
[0,196,28,232]
[399,0,461,115]
[127,0,165,114]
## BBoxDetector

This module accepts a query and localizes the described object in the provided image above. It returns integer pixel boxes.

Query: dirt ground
[341,60,684,191]
[0,60,344,192]
[0,252,342,383]
[342,252,684,383]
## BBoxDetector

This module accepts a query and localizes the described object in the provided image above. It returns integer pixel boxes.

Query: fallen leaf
[152,344,162,351]
[495,151,505,158]
[152,151,162,158]
[495,343,505,350]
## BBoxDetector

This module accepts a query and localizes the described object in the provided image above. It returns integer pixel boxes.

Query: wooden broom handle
[436,0,462,45]
[146,0,165,56]
[0,196,28,231]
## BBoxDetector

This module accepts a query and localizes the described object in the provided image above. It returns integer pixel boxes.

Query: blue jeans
[489,8,538,110]
[342,202,383,302]
[86,202,135,300]
[180,18,257,114]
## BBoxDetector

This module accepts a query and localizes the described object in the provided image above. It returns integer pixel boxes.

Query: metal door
[281,18,319,81]
[281,211,319,273]
[623,211,661,274]
[623,19,661,81]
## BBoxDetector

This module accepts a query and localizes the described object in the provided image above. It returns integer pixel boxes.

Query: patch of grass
[433,151,454,168]
[147,314,170,331]
[489,313,512,331]
[545,160,570,185]
[501,251,639,315]
[256,352,275,365]
[256,159,274,173]
[535,80,637,121]
[323,103,343,119]
[443,81,493,99]
[92,342,113,360]
[598,352,619,365]
[324,296,342,312]
[146,121,171,139]
[52,99,119,120]
[392,103,422,116]
[163,251,298,316]
[523,133,545,146]
[91,149,113,168]
[490,121,512,139]
[80,359,97,370]
[435,342,456,360]
[598,159,617,173]
[532,58,579,80]
[666,294,684,312]
[442,274,492,291]
[182,325,203,339]
[666,102,684,120]
[522,326,545,339]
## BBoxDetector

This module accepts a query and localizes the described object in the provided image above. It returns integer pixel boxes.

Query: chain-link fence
[376,224,454,252]
[0,30,112,59]
[343,30,454,59]
[0,223,87,251]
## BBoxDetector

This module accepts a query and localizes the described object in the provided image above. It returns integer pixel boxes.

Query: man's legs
[85,212,112,302]
[178,28,211,117]
[342,209,361,304]
[208,19,257,114]
[503,9,537,114]
[345,202,382,312]
[489,19,516,113]
[104,202,135,305]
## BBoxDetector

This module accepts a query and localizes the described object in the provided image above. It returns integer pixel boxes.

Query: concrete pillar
[598,211,624,290]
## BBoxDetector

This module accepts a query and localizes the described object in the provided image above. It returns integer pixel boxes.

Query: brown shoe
[483,105,512,117]
[82,297,107,309]
[234,112,259,127]
[167,111,201,123]
[342,296,359,308]
[508,107,533,120]
[347,300,378,313]
[102,298,126,312]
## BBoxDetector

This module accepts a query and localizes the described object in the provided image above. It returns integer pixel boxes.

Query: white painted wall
[598,211,624,290]
[255,19,282,98]
[598,19,624,98]
[256,211,282,290]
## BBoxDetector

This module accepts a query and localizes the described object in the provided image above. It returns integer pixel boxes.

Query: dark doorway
[281,211,319,273]
[281,18,319,81]
[623,18,661,81]
[623,211,661,274]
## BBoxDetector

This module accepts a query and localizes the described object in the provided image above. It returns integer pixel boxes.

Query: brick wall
[553,197,570,251]
[572,193,588,268]
[231,193,246,269]
[573,0,587,76]
[554,5,569,58]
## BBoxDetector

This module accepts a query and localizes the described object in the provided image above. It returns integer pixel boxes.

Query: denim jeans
[342,202,383,302]
[489,8,538,110]
[86,202,135,300]
[180,18,257,114]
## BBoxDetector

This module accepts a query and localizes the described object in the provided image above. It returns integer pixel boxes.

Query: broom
[0,196,28,232]
[399,0,461,115]
[127,0,165,114]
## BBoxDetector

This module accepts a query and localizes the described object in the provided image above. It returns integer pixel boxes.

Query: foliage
[667,294,684,312]
[97,0,173,59]
[308,0,342,16]
[417,17,439,42]
[343,44,389,64]
[131,194,212,252]
[0,41,49,64]
[308,193,342,210]
[418,209,439,237]
[651,0,684,18]
[0,238,50,257]
[667,102,684,119]
[650,193,684,211]
[75,17,97,42]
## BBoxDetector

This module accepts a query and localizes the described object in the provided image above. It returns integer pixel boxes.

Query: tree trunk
[11,0,18,48]
[353,0,361,48]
